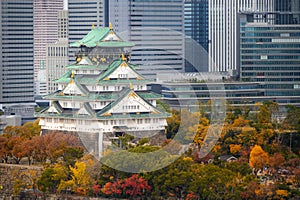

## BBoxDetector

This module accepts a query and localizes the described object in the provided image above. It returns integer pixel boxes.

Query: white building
[37,25,169,157]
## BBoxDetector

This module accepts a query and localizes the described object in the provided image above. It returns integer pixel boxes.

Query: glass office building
[0,0,36,123]
[184,0,209,72]
[240,13,300,98]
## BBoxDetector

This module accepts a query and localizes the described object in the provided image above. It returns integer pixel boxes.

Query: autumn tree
[122,174,151,198]
[284,105,300,132]
[269,153,285,170]
[38,164,68,193]
[249,145,269,173]
[58,161,92,195]
[166,109,181,139]
[0,136,9,163]
[188,116,209,147]
[230,144,242,155]
[102,180,123,198]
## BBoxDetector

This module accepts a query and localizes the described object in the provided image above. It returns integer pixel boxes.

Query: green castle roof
[97,59,146,81]
[70,27,134,48]
[42,90,162,101]
[55,59,148,85]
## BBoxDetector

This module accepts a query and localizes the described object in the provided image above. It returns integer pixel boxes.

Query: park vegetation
[0,102,300,199]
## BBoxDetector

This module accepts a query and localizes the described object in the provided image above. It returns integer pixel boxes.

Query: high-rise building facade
[33,0,64,82]
[184,0,209,52]
[239,13,300,100]
[208,0,238,72]
[109,0,185,80]
[0,0,35,122]
[68,0,105,62]
[274,0,300,24]
[46,10,69,94]
[184,0,209,72]
[209,0,275,73]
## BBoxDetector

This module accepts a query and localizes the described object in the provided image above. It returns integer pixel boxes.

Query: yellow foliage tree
[249,145,269,171]
[275,189,288,197]
[58,161,91,195]
[189,117,209,147]
[229,144,241,155]
[232,116,249,128]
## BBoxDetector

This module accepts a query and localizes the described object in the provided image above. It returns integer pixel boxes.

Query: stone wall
[0,163,42,199]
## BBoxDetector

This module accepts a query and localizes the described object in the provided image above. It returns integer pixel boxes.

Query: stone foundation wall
[0,163,42,199]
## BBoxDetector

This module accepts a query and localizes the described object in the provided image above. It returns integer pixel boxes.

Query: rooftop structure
[37,24,169,157]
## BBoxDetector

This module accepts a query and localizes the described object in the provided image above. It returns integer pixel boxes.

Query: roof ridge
[96,87,131,116]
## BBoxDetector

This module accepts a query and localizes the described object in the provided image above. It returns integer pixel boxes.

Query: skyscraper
[184,0,209,72]
[239,1,300,101]
[208,0,238,72]
[0,0,35,122]
[184,0,209,52]
[274,0,300,24]
[33,0,64,82]
[109,0,185,80]
[208,0,277,73]
[46,10,69,94]
[68,0,105,62]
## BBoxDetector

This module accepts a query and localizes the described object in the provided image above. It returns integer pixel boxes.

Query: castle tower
[37,24,169,157]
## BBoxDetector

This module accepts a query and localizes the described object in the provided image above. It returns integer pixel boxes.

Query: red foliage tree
[101,180,122,196]
[122,174,151,198]
[92,184,101,197]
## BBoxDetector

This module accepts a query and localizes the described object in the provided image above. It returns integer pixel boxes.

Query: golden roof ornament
[109,22,113,30]
[121,54,126,61]
[92,23,95,29]
[71,70,75,78]
[129,83,133,90]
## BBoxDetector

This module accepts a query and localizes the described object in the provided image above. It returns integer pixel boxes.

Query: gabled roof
[62,78,89,96]
[77,103,95,116]
[97,87,164,117]
[70,27,134,48]
[77,56,94,65]
[44,101,63,114]
[97,59,146,81]
[55,70,72,83]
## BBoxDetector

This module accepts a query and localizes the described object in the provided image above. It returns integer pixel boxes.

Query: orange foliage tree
[249,145,269,172]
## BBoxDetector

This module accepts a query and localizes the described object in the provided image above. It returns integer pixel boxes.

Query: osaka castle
[37,24,169,157]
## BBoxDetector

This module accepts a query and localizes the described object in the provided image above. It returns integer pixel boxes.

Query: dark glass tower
[0,0,36,123]
[274,0,300,24]
[184,0,209,72]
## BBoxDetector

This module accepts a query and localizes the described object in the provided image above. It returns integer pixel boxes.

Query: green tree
[38,164,68,193]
